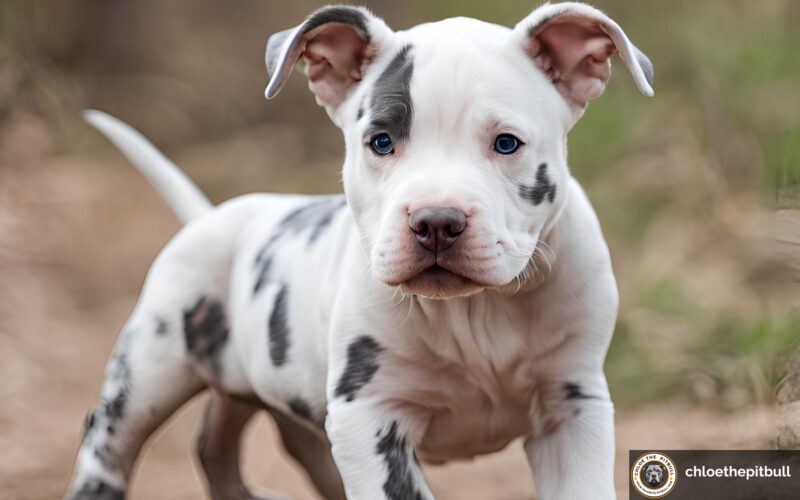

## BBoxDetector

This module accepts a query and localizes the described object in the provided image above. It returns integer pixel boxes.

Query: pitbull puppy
[66,2,653,500]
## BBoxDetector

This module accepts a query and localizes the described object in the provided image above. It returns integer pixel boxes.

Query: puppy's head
[266,3,653,299]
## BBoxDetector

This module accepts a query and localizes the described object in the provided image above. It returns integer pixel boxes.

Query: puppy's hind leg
[66,315,205,499]
[272,411,346,500]
[197,392,284,500]
[66,216,242,499]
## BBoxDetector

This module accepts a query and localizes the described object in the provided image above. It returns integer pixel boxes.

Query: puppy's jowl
[67,2,653,499]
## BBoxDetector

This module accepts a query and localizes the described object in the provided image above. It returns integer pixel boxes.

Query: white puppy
[66,2,653,499]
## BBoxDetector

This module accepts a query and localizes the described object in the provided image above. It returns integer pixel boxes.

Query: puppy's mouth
[399,264,485,299]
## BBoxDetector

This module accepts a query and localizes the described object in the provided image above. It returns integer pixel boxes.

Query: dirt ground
[0,133,780,500]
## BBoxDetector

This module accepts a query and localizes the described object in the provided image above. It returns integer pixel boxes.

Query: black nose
[408,207,466,253]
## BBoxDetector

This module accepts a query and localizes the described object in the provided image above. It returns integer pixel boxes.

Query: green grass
[607,309,800,409]
[711,311,800,392]
[597,193,664,247]
[639,278,696,318]
[766,124,800,190]
[606,320,686,408]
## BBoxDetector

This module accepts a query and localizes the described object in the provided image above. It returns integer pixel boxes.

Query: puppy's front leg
[525,374,616,500]
[327,399,433,500]
[325,334,434,500]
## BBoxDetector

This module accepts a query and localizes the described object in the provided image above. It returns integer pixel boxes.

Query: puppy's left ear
[265,6,393,113]
[512,2,653,110]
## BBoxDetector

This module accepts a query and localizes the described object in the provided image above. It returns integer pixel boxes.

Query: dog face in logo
[645,464,665,486]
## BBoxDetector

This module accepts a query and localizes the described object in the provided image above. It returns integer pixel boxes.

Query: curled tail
[83,110,213,224]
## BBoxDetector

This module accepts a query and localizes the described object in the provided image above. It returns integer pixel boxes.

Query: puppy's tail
[83,110,213,224]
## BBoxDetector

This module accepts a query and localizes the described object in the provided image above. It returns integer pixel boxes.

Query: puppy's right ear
[265,6,394,111]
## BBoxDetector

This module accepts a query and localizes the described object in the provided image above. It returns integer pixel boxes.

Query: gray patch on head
[376,421,423,500]
[183,297,229,372]
[519,163,556,205]
[367,45,414,142]
[268,285,290,367]
[252,196,346,295]
[633,46,655,87]
[356,94,368,121]
[334,336,383,402]
[70,479,124,500]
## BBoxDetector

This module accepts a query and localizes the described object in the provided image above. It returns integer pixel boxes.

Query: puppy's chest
[395,309,567,461]
[415,369,534,462]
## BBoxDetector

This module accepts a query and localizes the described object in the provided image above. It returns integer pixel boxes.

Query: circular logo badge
[631,452,677,498]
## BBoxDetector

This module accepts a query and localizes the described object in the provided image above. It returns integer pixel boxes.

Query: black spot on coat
[279,197,346,244]
[102,351,131,422]
[184,297,229,370]
[376,421,424,500]
[93,443,115,469]
[104,389,128,421]
[252,255,273,295]
[82,412,97,443]
[288,397,313,421]
[252,196,345,295]
[155,318,169,336]
[519,163,557,205]
[70,479,124,500]
[268,286,290,367]
[334,336,383,402]
[367,45,414,142]
[564,382,597,400]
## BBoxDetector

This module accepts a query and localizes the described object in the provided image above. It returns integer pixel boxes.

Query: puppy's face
[265,3,653,299]
[343,22,570,298]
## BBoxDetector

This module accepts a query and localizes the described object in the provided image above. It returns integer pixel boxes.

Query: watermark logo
[631,452,678,498]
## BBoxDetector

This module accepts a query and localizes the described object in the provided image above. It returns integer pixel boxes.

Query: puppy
[67,2,653,499]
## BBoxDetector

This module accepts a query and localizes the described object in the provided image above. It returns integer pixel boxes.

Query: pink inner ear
[303,24,368,107]
[533,18,617,106]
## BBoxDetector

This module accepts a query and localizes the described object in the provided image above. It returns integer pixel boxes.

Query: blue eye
[370,133,394,155]
[494,134,521,155]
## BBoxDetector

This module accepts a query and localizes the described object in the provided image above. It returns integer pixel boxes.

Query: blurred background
[0,1,798,499]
